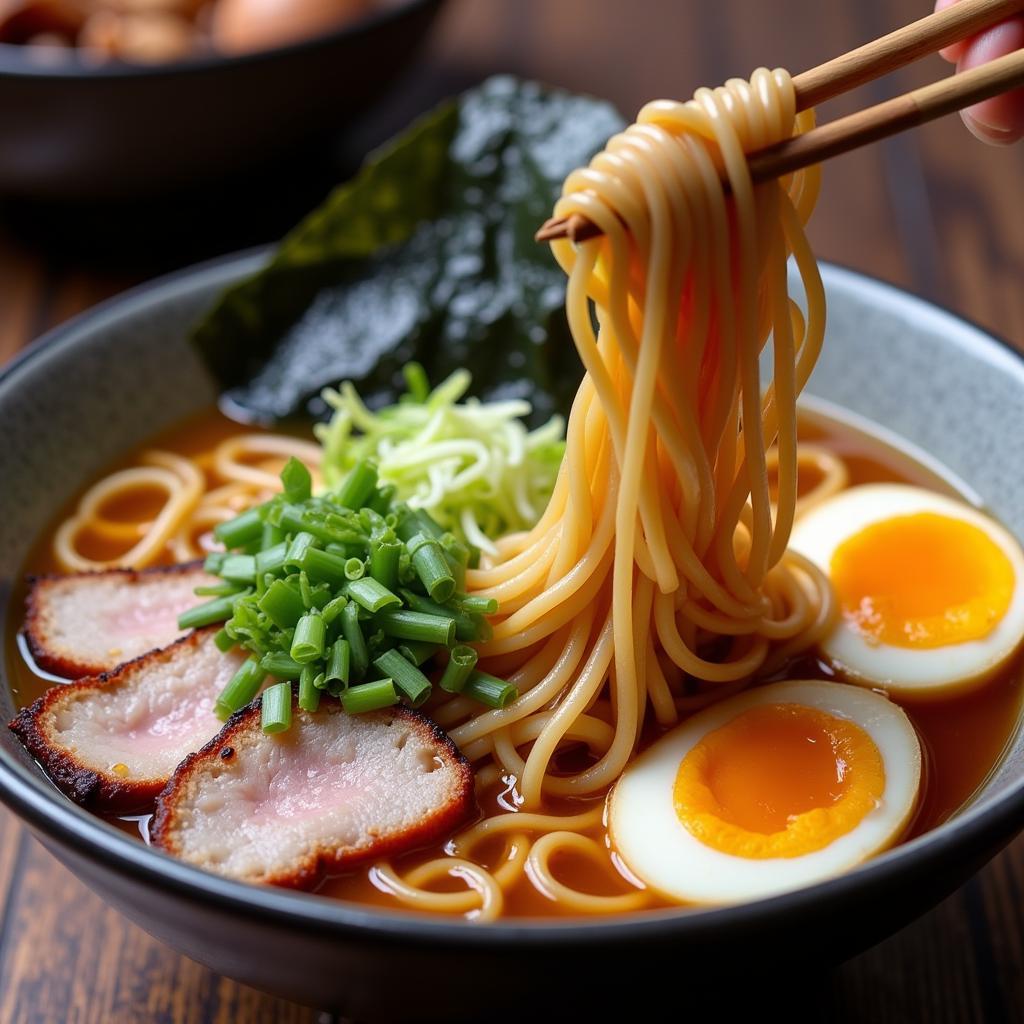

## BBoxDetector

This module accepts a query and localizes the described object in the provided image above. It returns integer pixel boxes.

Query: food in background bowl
[0,0,446,199]
[0,0,375,63]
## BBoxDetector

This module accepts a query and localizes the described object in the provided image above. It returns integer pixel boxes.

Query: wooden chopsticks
[536,0,1024,245]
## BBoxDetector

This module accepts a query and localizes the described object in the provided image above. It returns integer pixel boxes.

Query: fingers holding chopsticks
[936,0,1024,144]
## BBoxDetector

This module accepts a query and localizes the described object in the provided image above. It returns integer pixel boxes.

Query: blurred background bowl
[0,0,446,200]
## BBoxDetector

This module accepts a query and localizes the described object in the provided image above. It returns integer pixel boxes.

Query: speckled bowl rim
[0,252,1021,948]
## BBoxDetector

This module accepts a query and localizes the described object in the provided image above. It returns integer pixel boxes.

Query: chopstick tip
[534,217,567,243]
[535,213,602,243]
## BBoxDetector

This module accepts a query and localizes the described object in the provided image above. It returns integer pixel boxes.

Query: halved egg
[609,680,920,905]
[789,484,1024,699]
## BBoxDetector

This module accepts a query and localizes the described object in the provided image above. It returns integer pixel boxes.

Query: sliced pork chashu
[25,562,213,678]
[9,628,245,813]
[151,700,475,888]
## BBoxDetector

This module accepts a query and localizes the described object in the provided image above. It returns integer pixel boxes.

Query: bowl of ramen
[0,0,445,198]
[1,71,1023,1021]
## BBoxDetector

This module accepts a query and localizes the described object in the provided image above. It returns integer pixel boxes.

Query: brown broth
[5,405,1023,918]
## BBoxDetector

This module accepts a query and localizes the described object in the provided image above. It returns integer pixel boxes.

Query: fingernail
[962,111,1019,146]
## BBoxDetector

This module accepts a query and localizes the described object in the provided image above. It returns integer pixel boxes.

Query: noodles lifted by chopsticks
[377,67,840,916]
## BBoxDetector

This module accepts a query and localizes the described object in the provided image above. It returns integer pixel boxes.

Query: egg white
[789,484,1024,699]
[608,680,921,906]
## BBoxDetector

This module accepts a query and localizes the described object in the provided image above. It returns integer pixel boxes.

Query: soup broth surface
[6,405,1022,918]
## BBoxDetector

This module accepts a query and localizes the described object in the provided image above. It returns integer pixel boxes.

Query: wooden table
[2,1,1024,1020]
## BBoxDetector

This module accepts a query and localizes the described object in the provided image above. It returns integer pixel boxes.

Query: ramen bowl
[0,0,444,199]
[0,252,1022,1020]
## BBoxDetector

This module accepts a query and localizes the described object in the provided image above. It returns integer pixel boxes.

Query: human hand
[936,0,1024,144]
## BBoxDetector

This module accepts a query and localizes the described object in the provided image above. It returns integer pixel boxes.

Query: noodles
[381,67,835,914]
[54,451,204,572]
[53,434,321,572]
[449,71,830,776]
[45,68,843,919]
[768,442,850,518]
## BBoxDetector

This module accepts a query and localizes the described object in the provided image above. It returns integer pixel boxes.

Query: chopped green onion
[397,640,438,666]
[439,645,478,693]
[368,484,397,515]
[326,637,351,687]
[341,600,370,679]
[281,457,312,503]
[194,582,244,597]
[376,608,456,646]
[220,554,257,585]
[400,588,478,641]
[396,508,444,543]
[298,570,315,609]
[298,666,321,713]
[359,507,387,534]
[214,657,265,720]
[203,552,227,574]
[341,678,399,714]
[261,681,293,733]
[412,509,445,540]
[374,648,431,707]
[276,505,325,542]
[469,613,493,642]
[285,532,317,569]
[213,628,236,653]
[326,541,365,561]
[178,593,239,630]
[258,578,306,629]
[464,671,517,709]
[407,533,456,602]
[291,612,326,664]
[442,533,472,567]
[322,594,348,625]
[346,576,401,614]
[294,546,350,587]
[369,539,402,592]
[261,521,285,548]
[336,459,378,510]
[196,372,552,721]
[456,594,499,616]
[441,542,467,591]
[323,515,366,546]
[255,542,289,577]
[213,507,264,549]
[260,652,304,680]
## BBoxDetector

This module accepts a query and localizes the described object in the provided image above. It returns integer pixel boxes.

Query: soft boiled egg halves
[609,680,921,904]
[790,484,1024,699]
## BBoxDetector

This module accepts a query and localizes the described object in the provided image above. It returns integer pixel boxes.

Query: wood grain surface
[1,1,1023,1021]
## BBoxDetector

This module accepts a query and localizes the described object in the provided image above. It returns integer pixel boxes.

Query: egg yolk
[673,703,885,858]
[830,512,1014,649]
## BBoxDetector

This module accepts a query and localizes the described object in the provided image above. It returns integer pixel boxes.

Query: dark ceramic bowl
[0,253,1022,1021]
[0,0,444,199]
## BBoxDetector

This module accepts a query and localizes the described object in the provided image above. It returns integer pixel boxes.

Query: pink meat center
[255,763,367,822]
[100,592,196,640]
[122,695,218,753]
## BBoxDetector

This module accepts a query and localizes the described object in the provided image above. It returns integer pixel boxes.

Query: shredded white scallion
[315,368,565,551]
